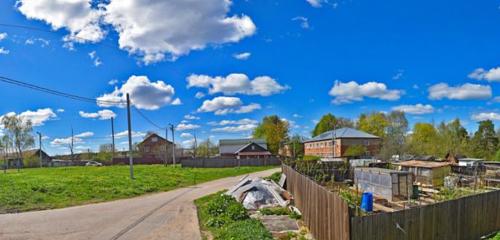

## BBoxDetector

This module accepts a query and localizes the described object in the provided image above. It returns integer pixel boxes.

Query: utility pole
[164,127,169,166]
[111,117,115,160]
[126,93,134,179]
[36,132,42,167]
[70,127,74,161]
[169,124,176,167]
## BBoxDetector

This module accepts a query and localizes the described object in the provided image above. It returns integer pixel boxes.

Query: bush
[264,171,282,183]
[215,219,273,240]
[260,207,290,216]
[302,155,320,162]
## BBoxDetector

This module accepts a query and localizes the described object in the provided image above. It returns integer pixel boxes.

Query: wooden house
[396,160,451,187]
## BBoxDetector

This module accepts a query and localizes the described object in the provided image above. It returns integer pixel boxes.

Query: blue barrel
[360,192,373,212]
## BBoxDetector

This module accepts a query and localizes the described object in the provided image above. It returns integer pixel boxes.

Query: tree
[312,113,353,137]
[285,134,305,158]
[1,115,35,169]
[470,120,498,160]
[436,119,468,157]
[253,115,289,154]
[344,145,367,157]
[195,139,218,158]
[407,123,439,155]
[495,149,500,162]
[357,112,389,138]
[379,111,408,160]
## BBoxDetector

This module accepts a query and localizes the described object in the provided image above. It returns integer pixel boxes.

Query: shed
[354,168,412,201]
[396,160,451,187]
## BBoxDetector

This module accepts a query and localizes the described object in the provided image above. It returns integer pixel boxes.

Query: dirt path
[0,168,280,240]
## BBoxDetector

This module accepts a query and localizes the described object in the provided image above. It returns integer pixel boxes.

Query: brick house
[303,128,381,159]
[137,133,174,162]
[219,139,272,159]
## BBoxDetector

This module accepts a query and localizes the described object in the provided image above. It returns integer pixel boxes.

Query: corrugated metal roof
[397,160,451,168]
[219,139,267,154]
[303,128,380,143]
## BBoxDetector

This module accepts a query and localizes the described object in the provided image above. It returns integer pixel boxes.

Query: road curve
[0,168,280,240]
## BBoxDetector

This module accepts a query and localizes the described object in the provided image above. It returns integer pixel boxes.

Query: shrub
[302,155,320,162]
[260,207,290,216]
[264,171,282,183]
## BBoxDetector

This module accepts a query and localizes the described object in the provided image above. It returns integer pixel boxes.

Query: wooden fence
[181,157,281,168]
[282,165,351,240]
[351,189,500,240]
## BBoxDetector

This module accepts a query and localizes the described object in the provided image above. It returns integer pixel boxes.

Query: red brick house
[303,128,381,159]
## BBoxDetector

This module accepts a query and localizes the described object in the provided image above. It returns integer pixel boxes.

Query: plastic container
[360,192,373,212]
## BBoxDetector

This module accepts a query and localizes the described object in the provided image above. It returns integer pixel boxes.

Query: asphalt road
[0,168,280,240]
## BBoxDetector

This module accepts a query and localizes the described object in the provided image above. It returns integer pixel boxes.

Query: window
[152,137,158,142]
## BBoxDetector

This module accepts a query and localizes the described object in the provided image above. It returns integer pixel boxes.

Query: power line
[0,75,125,105]
[132,107,166,130]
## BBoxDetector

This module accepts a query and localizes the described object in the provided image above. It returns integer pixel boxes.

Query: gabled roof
[137,133,172,146]
[219,139,267,154]
[303,128,380,143]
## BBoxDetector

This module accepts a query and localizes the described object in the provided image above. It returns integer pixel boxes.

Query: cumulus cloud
[88,50,102,67]
[180,132,193,138]
[176,123,201,131]
[51,131,93,146]
[97,75,179,110]
[184,114,200,120]
[56,108,65,113]
[0,48,9,55]
[198,97,261,115]
[471,112,500,121]
[292,16,310,29]
[392,104,435,115]
[114,130,146,139]
[25,38,50,47]
[1,108,57,127]
[108,79,119,85]
[0,32,7,41]
[468,67,500,82]
[210,118,258,126]
[79,109,116,120]
[305,0,337,8]
[195,92,206,99]
[187,73,288,96]
[209,118,258,133]
[103,0,256,63]
[233,52,251,60]
[428,83,492,100]
[329,81,403,104]
[16,0,105,43]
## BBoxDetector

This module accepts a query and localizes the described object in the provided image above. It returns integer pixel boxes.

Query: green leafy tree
[284,134,305,158]
[495,149,500,162]
[470,120,498,160]
[379,111,408,160]
[1,115,35,166]
[357,112,389,138]
[408,123,439,155]
[196,139,219,158]
[312,113,353,137]
[344,145,367,157]
[436,119,469,157]
[253,115,289,154]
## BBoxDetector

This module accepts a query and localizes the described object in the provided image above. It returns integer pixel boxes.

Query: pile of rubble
[226,175,291,210]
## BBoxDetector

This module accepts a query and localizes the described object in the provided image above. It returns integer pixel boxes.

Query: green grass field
[0,165,275,213]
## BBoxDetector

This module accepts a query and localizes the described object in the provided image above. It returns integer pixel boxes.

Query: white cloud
[75,131,94,138]
[184,114,200,120]
[25,38,50,47]
[103,0,256,64]
[56,108,65,113]
[182,139,196,148]
[428,83,492,100]
[195,92,206,99]
[180,132,193,138]
[198,97,261,115]
[0,32,7,41]
[171,98,182,105]
[176,123,201,131]
[471,112,500,121]
[293,114,302,118]
[392,104,434,115]
[51,131,93,146]
[2,108,57,127]
[329,81,403,104]
[114,130,146,139]
[98,75,178,110]
[0,47,9,55]
[233,52,251,60]
[212,124,257,133]
[108,79,119,85]
[292,16,310,29]
[79,109,116,120]
[306,0,323,7]
[16,0,105,43]
[88,50,102,67]
[187,73,288,96]
[468,67,500,82]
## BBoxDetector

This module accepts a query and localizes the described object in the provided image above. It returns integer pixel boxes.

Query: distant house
[136,133,174,162]
[303,128,381,160]
[3,149,51,168]
[219,139,272,159]
[395,160,451,187]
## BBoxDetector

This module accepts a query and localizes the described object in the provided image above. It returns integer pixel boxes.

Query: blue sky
[0,0,499,155]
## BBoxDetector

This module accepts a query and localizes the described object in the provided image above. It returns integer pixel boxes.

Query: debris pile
[226,175,291,210]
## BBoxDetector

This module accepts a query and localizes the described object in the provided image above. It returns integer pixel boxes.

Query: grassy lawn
[0,165,275,213]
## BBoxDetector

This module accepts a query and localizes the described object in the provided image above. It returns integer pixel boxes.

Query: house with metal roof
[219,139,272,159]
[395,160,451,187]
[303,128,381,160]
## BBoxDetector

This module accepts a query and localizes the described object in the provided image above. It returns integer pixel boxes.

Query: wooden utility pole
[164,127,169,166]
[111,117,115,160]
[126,93,134,179]
[169,124,175,167]
[36,132,42,167]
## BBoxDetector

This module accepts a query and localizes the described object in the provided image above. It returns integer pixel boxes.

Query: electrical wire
[132,107,167,130]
